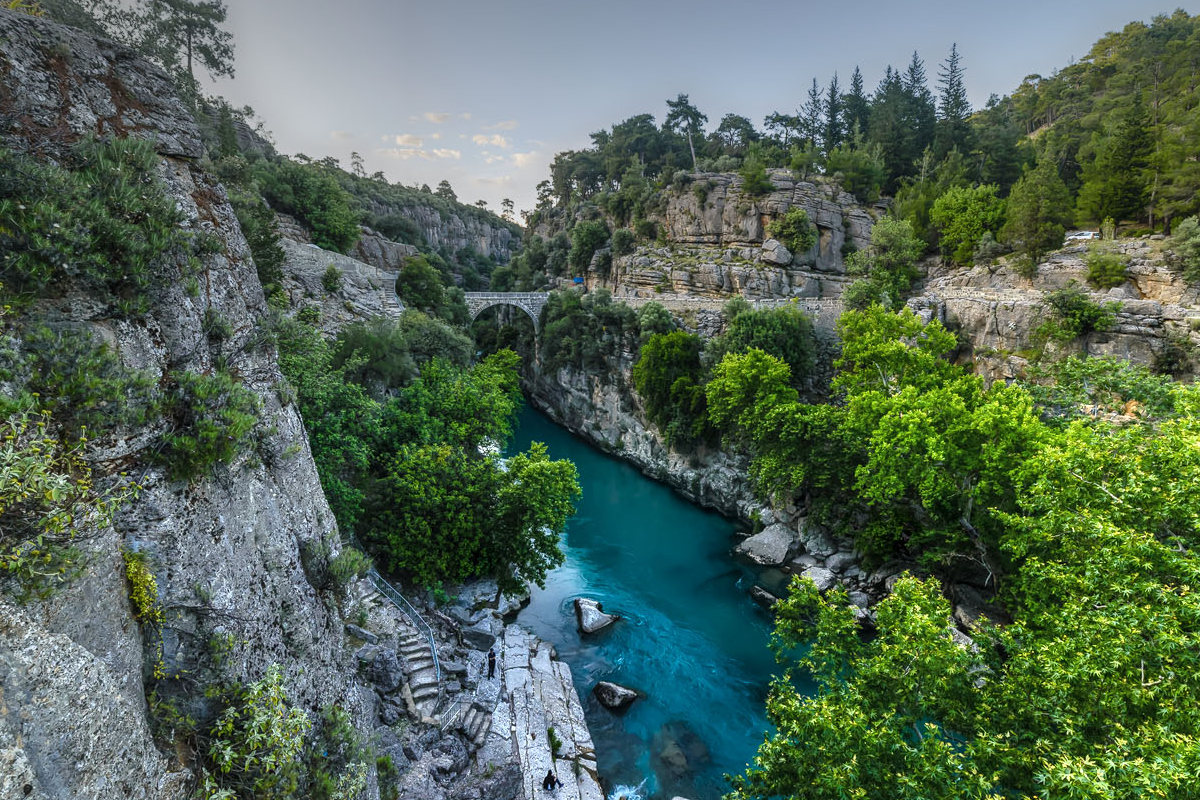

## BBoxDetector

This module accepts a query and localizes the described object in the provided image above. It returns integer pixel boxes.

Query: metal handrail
[366,568,442,688]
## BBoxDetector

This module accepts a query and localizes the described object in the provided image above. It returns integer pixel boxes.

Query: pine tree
[143,0,234,91]
[801,78,825,151]
[1002,155,1073,262]
[824,73,844,154]
[664,93,708,171]
[868,67,910,192]
[902,51,937,170]
[843,66,871,143]
[1076,93,1152,223]
[934,43,973,158]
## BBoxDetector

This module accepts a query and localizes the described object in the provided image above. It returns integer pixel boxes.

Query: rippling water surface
[506,406,792,800]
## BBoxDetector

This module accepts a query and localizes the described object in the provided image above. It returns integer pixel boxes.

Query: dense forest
[498,10,1200,300]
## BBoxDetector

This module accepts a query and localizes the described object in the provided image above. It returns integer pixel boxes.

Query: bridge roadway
[462,291,844,333]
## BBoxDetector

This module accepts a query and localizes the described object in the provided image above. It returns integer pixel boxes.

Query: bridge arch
[464,292,549,333]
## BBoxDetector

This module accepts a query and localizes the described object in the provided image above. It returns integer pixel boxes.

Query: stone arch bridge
[464,292,550,332]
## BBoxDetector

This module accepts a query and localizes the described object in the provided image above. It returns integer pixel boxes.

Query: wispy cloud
[485,154,507,164]
[484,120,519,131]
[431,132,442,140]
[511,151,540,168]
[377,147,461,161]
[472,133,510,148]
[392,133,423,147]
[475,175,513,186]
[423,112,452,123]
[460,112,472,121]
[330,130,353,140]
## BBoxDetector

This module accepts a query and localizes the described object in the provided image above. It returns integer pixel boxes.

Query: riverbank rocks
[799,566,838,593]
[574,598,619,634]
[734,523,792,566]
[593,681,641,711]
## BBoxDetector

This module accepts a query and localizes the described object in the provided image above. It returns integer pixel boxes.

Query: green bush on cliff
[706,304,816,388]
[254,158,359,253]
[568,220,610,272]
[157,369,261,481]
[0,138,207,314]
[767,208,817,257]
[1171,215,1200,283]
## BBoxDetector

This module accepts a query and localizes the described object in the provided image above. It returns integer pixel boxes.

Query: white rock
[574,597,619,634]
[760,238,793,266]
[734,523,792,566]
[800,566,838,593]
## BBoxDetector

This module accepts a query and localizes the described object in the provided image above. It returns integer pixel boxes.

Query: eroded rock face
[0,10,362,796]
[593,681,640,711]
[574,598,619,634]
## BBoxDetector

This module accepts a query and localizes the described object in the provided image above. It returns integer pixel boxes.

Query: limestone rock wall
[909,239,1200,381]
[0,11,368,798]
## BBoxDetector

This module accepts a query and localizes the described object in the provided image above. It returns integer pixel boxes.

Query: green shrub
[202,308,233,341]
[254,158,360,253]
[0,138,198,314]
[199,665,312,800]
[1171,215,1200,283]
[632,331,714,450]
[1,409,133,601]
[634,218,657,241]
[1085,245,1129,289]
[297,305,321,325]
[611,227,635,256]
[328,547,372,591]
[706,304,816,388]
[18,325,157,436]
[568,220,610,272]
[121,550,162,624]
[1035,283,1119,345]
[930,184,1006,265]
[158,369,260,481]
[973,231,1007,265]
[396,255,444,312]
[322,264,343,294]
[768,208,818,256]
[232,196,286,291]
[738,159,773,197]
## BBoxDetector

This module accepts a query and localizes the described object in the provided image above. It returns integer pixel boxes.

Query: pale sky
[211,1,1199,218]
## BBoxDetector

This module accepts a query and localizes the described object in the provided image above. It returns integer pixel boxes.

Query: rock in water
[574,597,619,634]
[733,523,792,566]
[593,680,640,711]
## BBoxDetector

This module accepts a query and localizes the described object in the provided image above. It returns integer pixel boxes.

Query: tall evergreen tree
[1002,155,1073,262]
[902,51,937,169]
[934,43,973,158]
[868,66,911,192]
[143,0,234,91]
[823,73,844,154]
[801,78,825,150]
[664,93,708,171]
[1076,93,1152,223]
[843,66,871,143]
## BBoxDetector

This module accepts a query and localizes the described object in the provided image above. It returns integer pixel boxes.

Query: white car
[1066,230,1099,241]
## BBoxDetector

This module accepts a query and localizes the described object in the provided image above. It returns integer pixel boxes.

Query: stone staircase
[397,624,441,718]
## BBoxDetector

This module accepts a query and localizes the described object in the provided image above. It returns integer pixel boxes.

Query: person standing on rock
[487,647,496,679]
[541,769,560,792]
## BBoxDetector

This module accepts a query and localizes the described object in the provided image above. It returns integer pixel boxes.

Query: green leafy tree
[825,134,886,203]
[738,157,773,197]
[929,184,1005,264]
[843,217,923,308]
[706,305,816,388]
[567,220,610,272]
[1076,94,1152,224]
[1171,215,1200,282]
[632,331,714,450]
[395,255,444,313]
[254,159,359,253]
[434,180,456,202]
[1001,155,1072,263]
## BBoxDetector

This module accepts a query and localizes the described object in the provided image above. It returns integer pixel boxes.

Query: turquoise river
[505,406,800,800]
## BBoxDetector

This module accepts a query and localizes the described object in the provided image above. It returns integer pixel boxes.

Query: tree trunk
[687,130,697,172]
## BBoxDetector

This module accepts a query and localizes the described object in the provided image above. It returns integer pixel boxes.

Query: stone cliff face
[357,199,520,264]
[577,170,878,304]
[910,239,1200,381]
[0,11,372,798]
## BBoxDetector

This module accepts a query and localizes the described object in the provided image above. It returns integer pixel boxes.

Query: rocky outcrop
[909,240,1200,381]
[279,238,403,333]
[0,9,373,797]
[734,524,793,566]
[526,360,756,520]
[574,597,619,634]
[357,199,520,263]
[593,681,640,712]
[353,226,420,272]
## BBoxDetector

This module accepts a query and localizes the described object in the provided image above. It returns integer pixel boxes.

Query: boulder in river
[734,523,792,566]
[593,680,641,711]
[574,597,619,634]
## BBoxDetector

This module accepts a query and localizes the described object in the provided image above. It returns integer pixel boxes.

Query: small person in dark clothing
[487,648,496,679]
[541,769,560,791]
